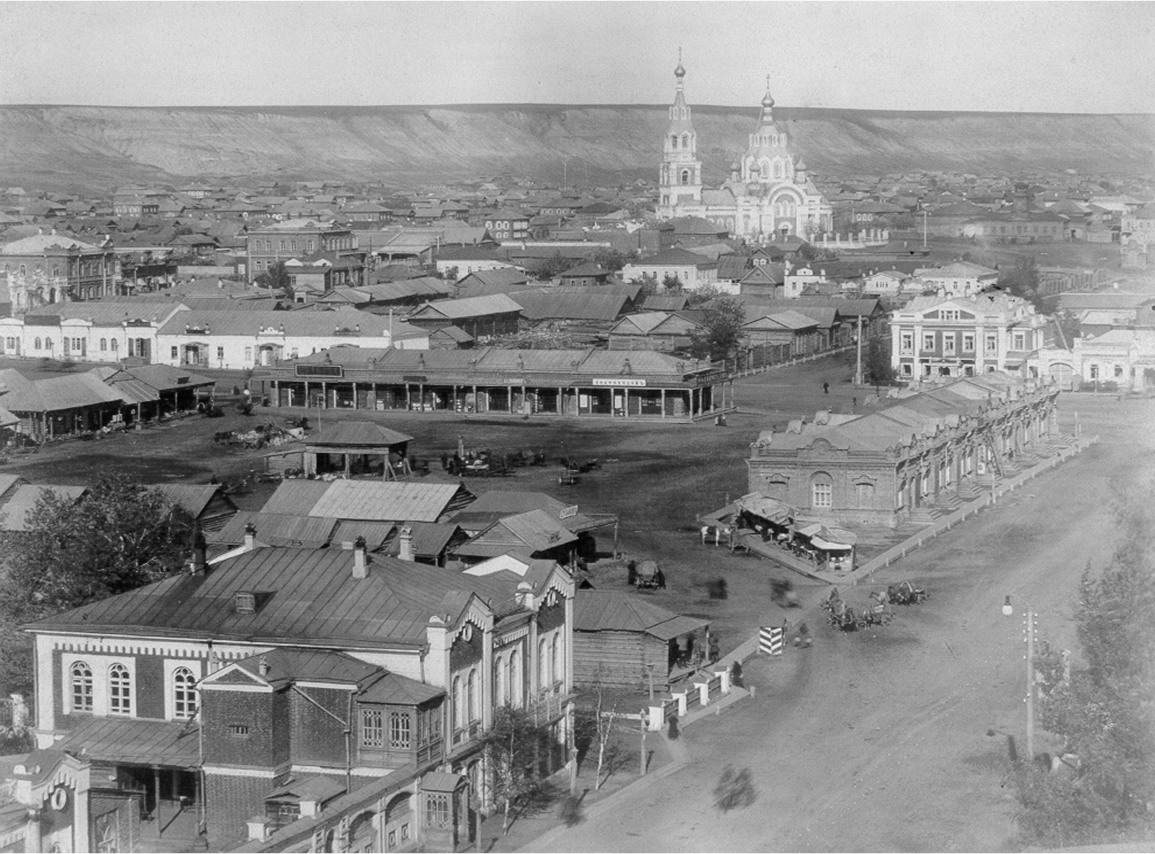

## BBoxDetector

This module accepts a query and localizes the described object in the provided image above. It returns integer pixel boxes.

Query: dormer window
[235,591,256,614]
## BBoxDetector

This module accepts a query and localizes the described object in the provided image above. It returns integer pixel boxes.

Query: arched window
[45,337,53,350]
[680,169,690,186]
[551,635,562,690]
[467,668,478,723]
[100,338,107,352]
[538,638,549,692]
[18,265,26,277]
[110,338,118,351]
[495,654,506,708]
[774,160,784,179]
[34,338,41,350]
[681,133,689,149]
[452,675,463,731]
[670,135,678,149]
[509,648,521,707]
[109,664,132,716]
[810,472,833,509]
[70,662,93,712]
[172,667,196,720]
[761,161,770,180]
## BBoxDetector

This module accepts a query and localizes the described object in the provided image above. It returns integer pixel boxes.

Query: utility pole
[639,710,647,776]
[1025,608,1036,763]
[922,209,928,249]
[855,314,864,387]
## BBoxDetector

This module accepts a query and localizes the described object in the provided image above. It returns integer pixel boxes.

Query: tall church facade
[656,62,833,243]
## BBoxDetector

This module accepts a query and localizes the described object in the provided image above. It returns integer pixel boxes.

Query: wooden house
[573,591,710,690]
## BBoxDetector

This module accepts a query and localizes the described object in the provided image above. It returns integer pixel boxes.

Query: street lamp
[1001,594,1038,764]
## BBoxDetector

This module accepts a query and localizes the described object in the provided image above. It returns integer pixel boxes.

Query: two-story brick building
[890,292,1050,381]
[0,232,119,314]
[25,537,576,852]
[245,221,357,282]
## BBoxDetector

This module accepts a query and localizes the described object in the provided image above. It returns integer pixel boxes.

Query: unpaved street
[537,397,1152,852]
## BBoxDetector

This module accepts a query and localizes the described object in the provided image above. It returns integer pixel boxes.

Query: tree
[1011,473,1155,848]
[997,255,1045,312]
[538,253,571,280]
[0,475,196,697]
[630,273,660,296]
[661,273,683,292]
[482,706,558,834]
[688,297,746,363]
[864,335,897,389]
[592,248,634,274]
[255,260,293,300]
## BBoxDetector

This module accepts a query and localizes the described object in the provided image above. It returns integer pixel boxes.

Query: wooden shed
[573,591,710,691]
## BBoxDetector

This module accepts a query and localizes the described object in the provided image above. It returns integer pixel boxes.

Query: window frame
[360,708,385,749]
[108,663,133,717]
[70,661,94,713]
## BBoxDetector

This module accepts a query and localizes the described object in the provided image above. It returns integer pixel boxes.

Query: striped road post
[759,625,785,655]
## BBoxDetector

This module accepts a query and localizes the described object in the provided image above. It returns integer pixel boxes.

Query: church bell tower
[658,51,702,217]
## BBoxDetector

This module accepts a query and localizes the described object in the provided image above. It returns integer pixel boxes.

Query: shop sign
[592,378,647,387]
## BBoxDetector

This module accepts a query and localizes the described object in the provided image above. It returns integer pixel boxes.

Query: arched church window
[761,161,770,180]
[774,160,784,179]
[670,135,678,149]
[681,169,690,185]
[681,133,689,149]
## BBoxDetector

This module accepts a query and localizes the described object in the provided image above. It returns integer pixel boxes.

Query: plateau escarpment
[0,103,1151,190]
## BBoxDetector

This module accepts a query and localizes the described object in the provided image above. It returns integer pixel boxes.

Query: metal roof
[260,481,335,516]
[0,371,124,413]
[209,511,338,548]
[311,481,473,523]
[409,293,523,321]
[151,484,229,519]
[29,546,525,649]
[54,717,200,768]
[574,591,709,640]
[454,509,578,558]
[156,307,407,339]
[307,421,413,449]
[509,290,631,322]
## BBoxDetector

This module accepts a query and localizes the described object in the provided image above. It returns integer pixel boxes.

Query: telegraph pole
[855,314,864,387]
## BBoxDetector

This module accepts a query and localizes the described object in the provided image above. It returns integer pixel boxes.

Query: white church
[656,59,833,243]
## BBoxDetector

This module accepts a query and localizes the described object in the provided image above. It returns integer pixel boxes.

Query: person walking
[823,381,830,394]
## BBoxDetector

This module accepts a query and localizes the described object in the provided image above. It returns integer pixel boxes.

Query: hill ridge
[1,104,1151,191]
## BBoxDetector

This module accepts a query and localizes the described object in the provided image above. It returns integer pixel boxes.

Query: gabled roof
[509,290,630,322]
[632,247,716,268]
[409,293,523,321]
[574,590,709,640]
[209,511,339,549]
[453,509,578,558]
[150,483,232,519]
[0,370,124,413]
[262,480,474,523]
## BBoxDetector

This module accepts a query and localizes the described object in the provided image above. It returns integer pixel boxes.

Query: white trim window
[172,667,197,720]
[108,664,133,716]
[70,661,94,713]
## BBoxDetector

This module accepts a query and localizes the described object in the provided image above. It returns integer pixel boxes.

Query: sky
[2,1,1154,113]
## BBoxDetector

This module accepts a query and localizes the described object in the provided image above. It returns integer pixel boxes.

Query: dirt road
[535,396,1152,852]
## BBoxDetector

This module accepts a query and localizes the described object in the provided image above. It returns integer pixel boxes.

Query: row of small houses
[0,364,216,443]
[0,290,886,372]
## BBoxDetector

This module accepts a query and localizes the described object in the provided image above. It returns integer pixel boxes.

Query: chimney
[353,535,368,578]
[398,526,414,562]
[189,523,207,575]
[244,523,257,551]
[257,656,270,677]
[516,581,534,609]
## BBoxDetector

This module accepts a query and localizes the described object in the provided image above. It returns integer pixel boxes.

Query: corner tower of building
[658,53,703,215]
